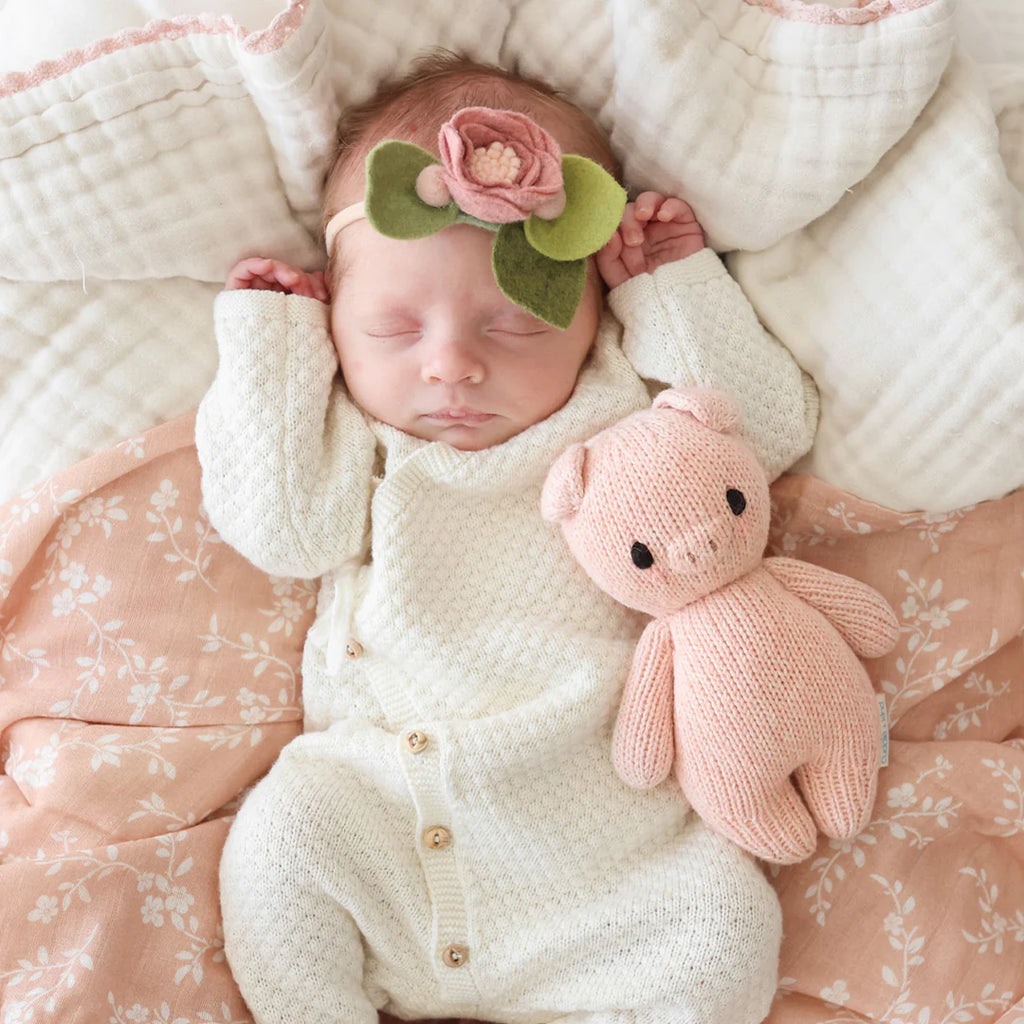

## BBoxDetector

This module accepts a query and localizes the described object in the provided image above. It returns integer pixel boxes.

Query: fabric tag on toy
[877,693,890,767]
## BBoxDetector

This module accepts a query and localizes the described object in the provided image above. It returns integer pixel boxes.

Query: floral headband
[324,107,627,330]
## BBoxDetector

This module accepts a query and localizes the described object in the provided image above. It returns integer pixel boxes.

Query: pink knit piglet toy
[541,387,899,864]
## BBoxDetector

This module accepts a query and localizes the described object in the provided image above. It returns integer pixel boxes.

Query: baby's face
[329,220,601,451]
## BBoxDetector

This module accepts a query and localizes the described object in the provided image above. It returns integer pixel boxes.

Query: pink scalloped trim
[0,0,308,97]
[741,0,939,25]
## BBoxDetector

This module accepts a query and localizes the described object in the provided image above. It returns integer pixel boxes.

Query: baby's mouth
[424,408,496,425]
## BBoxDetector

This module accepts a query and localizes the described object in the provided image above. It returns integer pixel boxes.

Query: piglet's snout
[664,521,728,571]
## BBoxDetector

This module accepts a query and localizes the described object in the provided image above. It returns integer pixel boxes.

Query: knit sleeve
[607,249,819,480]
[195,290,376,579]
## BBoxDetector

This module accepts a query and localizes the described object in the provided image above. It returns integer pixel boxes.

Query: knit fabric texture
[542,389,899,864]
[194,253,815,1023]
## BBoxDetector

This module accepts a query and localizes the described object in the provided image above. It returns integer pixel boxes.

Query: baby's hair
[322,50,621,240]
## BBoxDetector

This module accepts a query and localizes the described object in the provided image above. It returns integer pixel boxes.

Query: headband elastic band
[324,201,367,254]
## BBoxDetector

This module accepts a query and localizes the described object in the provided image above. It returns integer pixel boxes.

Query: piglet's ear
[653,386,741,435]
[541,443,587,522]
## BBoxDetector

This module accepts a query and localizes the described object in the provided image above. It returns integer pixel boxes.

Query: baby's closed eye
[363,319,422,339]
[487,311,549,337]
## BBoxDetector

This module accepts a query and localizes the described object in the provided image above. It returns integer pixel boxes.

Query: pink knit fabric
[542,387,899,864]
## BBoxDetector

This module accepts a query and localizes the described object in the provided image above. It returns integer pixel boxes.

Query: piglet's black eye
[631,541,654,569]
[726,489,746,516]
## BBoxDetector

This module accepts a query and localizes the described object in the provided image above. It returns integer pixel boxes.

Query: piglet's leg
[685,767,818,865]
[795,740,879,843]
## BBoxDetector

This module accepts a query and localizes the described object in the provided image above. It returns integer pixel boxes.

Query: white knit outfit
[196,250,817,1024]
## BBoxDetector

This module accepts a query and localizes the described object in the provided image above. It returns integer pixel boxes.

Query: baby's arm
[599,194,819,480]
[195,260,376,579]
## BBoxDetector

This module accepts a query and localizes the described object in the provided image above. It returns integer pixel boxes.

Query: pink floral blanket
[1,414,1022,1023]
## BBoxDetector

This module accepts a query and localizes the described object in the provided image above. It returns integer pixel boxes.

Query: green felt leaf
[454,211,500,233]
[524,155,627,262]
[492,223,585,330]
[364,141,457,239]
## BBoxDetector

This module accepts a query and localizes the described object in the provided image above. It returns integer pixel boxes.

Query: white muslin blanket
[0,0,1021,511]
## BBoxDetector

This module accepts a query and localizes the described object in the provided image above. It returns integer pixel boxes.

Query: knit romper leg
[548,1012,637,1024]
[219,762,383,1024]
[462,816,781,1024]
[550,1011,743,1024]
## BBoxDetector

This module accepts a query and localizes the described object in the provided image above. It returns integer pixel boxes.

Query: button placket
[398,725,479,1004]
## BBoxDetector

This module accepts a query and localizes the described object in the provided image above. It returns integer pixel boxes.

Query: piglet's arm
[613,617,676,789]
[763,556,899,659]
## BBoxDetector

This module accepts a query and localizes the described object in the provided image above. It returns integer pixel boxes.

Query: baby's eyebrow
[490,307,544,324]
[363,304,419,321]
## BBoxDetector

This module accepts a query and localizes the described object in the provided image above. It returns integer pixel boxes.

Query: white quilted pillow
[0,1,287,72]
[3,0,999,513]
[729,52,1024,511]
[0,278,221,489]
[0,0,955,283]
[0,0,508,501]
[0,4,332,285]
[507,0,957,250]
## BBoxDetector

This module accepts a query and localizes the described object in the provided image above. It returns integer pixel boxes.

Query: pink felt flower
[432,107,566,223]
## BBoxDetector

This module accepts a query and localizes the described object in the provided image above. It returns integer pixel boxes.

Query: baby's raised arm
[602,192,819,479]
[196,261,376,580]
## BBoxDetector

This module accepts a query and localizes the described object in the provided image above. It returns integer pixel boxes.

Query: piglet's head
[541,387,771,617]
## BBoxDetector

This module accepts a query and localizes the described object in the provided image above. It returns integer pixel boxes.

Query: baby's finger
[596,232,628,289]
[226,257,271,289]
[299,274,326,300]
[656,197,697,223]
[275,264,301,286]
[633,191,666,223]
[619,204,645,247]
[600,231,624,260]
[311,271,330,303]
[619,237,648,278]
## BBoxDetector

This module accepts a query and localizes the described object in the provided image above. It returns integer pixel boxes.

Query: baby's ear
[541,443,588,522]
[653,386,741,434]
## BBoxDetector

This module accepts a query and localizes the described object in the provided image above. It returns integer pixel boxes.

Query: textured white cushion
[0,1,288,73]
[0,4,333,283]
[0,278,220,486]
[728,53,1024,510]
[3,0,1022,515]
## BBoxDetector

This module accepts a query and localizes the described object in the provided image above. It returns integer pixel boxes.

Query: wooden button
[344,638,363,659]
[423,826,451,851]
[404,730,429,754]
[442,944,468,968]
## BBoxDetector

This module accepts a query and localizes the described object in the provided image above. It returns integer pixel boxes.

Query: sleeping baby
[196,51,820,1024]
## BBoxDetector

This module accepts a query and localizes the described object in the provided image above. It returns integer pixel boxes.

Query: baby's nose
[421,335,484,385]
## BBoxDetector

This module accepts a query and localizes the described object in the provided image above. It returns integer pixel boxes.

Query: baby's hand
[597,192,705,289]
[225,257,329,303]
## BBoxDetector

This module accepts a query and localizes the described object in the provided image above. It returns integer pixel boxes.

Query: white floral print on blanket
[3,422,1023,1022]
